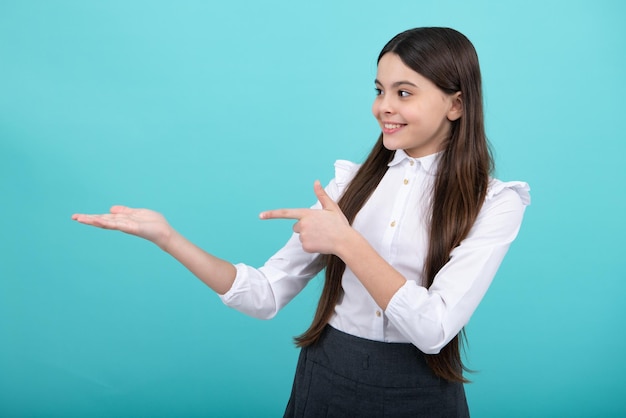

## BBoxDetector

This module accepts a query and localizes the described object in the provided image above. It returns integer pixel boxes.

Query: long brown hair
[295,27,493,383]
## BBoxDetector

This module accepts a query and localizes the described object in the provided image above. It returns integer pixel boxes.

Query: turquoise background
[1,0,624,416]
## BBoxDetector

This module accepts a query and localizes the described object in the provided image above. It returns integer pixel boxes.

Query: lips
[382,122,406,134]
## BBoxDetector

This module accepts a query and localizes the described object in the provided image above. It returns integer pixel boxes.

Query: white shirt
[220,149,530,354]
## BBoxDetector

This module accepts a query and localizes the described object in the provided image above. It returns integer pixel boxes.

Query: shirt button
[409,160,414,166]
[403,178,409,185]
[376,310,382,317]
[390,221,396,227]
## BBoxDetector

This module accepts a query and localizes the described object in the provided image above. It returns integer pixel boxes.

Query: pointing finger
[259,208,310,220]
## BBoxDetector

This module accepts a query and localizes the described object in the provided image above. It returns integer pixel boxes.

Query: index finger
[259,208,310,220]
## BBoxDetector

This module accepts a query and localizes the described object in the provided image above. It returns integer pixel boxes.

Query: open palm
[72,205,173,249]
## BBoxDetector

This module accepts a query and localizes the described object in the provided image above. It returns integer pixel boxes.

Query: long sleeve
[384,180,530,353]
[219,160,361,319]
[219,234,324,319]
[218,152,530,350]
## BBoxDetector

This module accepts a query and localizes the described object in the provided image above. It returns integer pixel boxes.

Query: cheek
[371,100,379,118]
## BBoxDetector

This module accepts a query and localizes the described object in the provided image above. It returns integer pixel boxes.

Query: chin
[382,137,402,152]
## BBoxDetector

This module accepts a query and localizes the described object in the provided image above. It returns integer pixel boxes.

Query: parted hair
[295,27,493,383]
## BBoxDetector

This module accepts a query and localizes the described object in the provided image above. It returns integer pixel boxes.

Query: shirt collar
[387,149,441,174]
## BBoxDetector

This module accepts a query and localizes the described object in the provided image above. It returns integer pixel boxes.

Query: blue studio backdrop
[1,1,625,417]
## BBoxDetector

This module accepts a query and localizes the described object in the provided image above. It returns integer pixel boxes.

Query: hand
[259,181,351,254]
[71,206,174,249]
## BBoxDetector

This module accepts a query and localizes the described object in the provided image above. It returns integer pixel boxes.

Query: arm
[384,186,528,353]
[260,181,405,309]
[261,181,529,353]
[72,204,325,317]
[72,206,236,294]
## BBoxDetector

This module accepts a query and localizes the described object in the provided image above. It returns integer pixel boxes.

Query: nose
[376,93,394,115]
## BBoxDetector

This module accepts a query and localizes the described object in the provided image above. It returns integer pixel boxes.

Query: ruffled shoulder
[333,160,361,188]
[487,179,531,206]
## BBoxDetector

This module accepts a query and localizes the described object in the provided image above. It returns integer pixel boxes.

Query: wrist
[157,226,177,252]
[335,226,362,260]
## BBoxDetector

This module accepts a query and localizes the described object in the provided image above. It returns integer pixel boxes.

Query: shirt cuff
[218,263,250,303]
[385,281,445,354]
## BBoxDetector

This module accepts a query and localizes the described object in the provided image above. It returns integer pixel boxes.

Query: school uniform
[220,149,530,417]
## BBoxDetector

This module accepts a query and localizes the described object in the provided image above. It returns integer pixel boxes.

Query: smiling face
[372,53,462,158]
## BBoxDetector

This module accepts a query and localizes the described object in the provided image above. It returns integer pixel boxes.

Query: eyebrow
[374,79,419,88]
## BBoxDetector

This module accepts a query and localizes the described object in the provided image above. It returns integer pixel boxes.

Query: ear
[447,91,463,121]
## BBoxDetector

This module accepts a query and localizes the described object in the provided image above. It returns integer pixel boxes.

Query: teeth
[384,123,403,129]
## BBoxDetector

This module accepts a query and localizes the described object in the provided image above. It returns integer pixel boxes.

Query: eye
[374,88,383,96]
[398,90,411,98]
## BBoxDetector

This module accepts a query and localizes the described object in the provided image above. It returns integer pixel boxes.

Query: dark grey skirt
[284,325,469,417]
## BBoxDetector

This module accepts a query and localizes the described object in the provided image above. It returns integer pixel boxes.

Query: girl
[73,27,530,417]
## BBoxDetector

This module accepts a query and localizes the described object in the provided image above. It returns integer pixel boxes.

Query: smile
[382,123,406,133]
